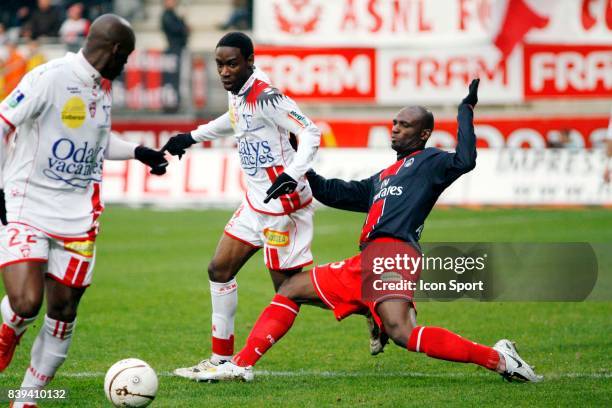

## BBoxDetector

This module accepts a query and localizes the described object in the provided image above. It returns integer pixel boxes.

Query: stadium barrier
[102,148,611,206]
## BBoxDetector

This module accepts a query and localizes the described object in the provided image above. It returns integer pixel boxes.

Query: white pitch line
[2,371,610,379]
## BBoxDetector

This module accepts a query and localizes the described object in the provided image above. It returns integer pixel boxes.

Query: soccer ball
[104,358,158,407]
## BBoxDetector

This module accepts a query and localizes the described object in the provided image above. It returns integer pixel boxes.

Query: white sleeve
[265,95,321,180]
[0,68,48,189]
[191,112,234,142]
[0,69,47,129]
[0,121,12,189]
[104,131,138,160]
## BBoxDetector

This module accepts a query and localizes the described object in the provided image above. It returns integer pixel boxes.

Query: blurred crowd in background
[0,0,253,100]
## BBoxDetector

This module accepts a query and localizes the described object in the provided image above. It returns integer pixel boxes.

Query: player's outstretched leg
[189,270,318,382]
[174,233,258,380]
[377,301,542,382]
[0,263,45,372]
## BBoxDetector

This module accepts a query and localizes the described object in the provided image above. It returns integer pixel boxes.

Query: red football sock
[233,294,300,367]
[407,326,499,370]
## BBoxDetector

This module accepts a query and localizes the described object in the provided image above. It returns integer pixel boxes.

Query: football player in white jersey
[164,32,324,379]
[0,15,167,407]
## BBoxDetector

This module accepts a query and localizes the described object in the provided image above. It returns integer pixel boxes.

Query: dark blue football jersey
[307,104,477,246]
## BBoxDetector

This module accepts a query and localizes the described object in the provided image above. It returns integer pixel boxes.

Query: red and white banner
[255,46,376,102]
[101,148,612,206]
[524,44,612,99]
[255,0,495,46]
[112,116,610,149]
[254,0,612,47]
[376,45,522,104]
[313,116,609,149]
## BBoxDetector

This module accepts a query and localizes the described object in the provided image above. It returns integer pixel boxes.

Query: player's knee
[383,319,412,347]
[207,260,233,283]
[46,303,78,322]
[276,279,300,301]
[10,293,42,319]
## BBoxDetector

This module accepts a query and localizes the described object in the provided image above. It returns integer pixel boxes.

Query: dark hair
[423,109,434,131]
[216,32,254,59]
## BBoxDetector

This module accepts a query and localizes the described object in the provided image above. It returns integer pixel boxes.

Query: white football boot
[189,360,254,382]
[174,359,223,381]
[493,339,543,382]
[367,314,389,355]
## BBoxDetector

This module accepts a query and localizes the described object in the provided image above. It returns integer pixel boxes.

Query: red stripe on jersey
[64,257,80,285]
[269,248,280,270]
[265,165,299,213]
[0,113,15,130]
[265,167,278,182]
[73,261,90,286]
[245,79,270,111]
[279,195,293,212]
[287,114,305,128]
[380,158,406,180]
[379,150,423,180]
[91,183,103,222]
[360,198,386,243]
[288,191,300,209]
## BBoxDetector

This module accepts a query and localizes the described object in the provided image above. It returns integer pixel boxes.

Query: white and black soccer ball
[104,358,158,407]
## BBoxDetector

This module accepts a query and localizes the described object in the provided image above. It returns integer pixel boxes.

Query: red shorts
[310,240,419,329]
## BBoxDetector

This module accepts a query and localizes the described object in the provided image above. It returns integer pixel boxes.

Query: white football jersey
[0,51,112,237]
[191,68,321,215]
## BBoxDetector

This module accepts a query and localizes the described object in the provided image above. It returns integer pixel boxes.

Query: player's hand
[461,78,479,107]
[264,173,298,203]
[0,189,6,226]
[161,133,196,160]
[135,146,169,175]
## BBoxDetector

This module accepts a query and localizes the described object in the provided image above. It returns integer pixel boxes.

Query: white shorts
[224,200,314,271]
[0,223,96,288]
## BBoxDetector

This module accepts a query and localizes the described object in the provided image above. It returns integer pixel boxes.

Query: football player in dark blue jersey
[191,79,542,384]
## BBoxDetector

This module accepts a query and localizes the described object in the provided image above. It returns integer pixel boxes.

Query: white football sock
[1,295,37,335]
[20,315,75,391]
[210,278,237,363]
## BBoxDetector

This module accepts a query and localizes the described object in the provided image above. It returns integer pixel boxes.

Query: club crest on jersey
[7,89,25,108]
[20,245,31,258]
[61,97,86,129]
[88,101,97,118]
[263,228,290,247]
[404,158,415,168]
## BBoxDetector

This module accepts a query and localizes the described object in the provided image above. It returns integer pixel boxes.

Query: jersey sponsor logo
[66,86,81,95]
[237,138,275,176]
[44,138,104,188]
[64,240,95,257]
[7,89,25,108]
[263,228,290,247]
[61,96,86,129]
[373,184,404,201]
[288,110,309,128]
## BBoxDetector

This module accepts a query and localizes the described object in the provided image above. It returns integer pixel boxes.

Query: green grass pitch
[0,207,610,406]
